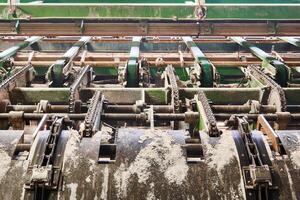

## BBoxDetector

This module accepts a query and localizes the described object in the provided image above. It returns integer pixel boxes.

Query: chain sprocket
[84,91,104,137]
[69,65,91,112]
[249,65,287,112]
[197,90,221,136]
[165,65,180,113]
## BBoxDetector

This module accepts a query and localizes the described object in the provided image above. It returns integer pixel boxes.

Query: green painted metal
[183,36,214,87]
[0,36,41,62]
[195,96,207,131]
[4,0,300,3]
[0,4,195,19]
[279,37,300,83]
[279,37,300,48]
[206,4,300,19]
[207,0,300,3]
[11,87,70,104]
[145,89,168,104]
[174,68,189,81]
[230,37,289,87]
[48,36,90,87]
[0,36,41,81]
[217,67,245,84]
[44,0,187,3]
[284,88,300,105]
[126,36,141,87]
[94,67,117,76]
[1,4,300,19]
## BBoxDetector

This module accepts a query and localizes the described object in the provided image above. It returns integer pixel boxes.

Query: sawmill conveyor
[0,0,300,200]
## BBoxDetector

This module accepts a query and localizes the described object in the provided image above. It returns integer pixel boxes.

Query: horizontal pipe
[1,20,300,36]
[12,60,300,68]
[211,105,276,113]
[0,112,198,121]
[106,105,173,113]
[6,104,174,113]
[214,113,300,121]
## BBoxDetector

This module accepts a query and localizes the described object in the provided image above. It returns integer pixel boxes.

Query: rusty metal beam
[0,20,300,36]
[10,52,300,67]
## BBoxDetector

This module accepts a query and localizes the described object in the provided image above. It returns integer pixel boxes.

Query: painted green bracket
[279,37,300,48]
[0,36,42,81]
[48,36,91,87]
[182,36,214,87]
[126,36,141,87]
[0,36,42,62]
[279,37,300,81]
[230,36,289,87]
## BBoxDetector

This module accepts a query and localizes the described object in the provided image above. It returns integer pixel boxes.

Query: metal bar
[230,36,289,86]
[1,4,300,19]
[256,115,283,154]
[32,114,48,139]
[0,20,300,36]
[48,36,91,87]
[0,112,199,121]
[0,36,287,44]
[183,36,214,87]
[215,113,300,121]
[0,36,41,62]
[279,37,300,48]
[212,105,276,113]
[12,52,300,62]
[126,36,141,87]
[0,64,32,90]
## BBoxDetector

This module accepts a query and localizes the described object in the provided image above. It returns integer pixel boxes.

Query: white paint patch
[114,129,188,198]
[100,166,109,200]
[67,183,78,200]
[0,145,11,181]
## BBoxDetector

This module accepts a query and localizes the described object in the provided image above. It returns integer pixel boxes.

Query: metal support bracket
[183,36,214,87]
[126,36,142,87]
[230,37,289,87]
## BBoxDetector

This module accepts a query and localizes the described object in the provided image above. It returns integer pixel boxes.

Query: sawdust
[85,176,91,183]
[202,131,246,199]
[203,131,236,172]
[284,163,297,200]
[100,166,109,200]
[63,130,81,172]
[0,145,11,181]
[290,147,300,168]
[146,182,155,200]
[114,129,188,198]
[67,183,78,200]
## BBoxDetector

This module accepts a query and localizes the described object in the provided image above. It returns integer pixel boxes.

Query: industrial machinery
[0,0,300,200]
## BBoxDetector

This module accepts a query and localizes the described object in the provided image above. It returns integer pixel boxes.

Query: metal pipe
[7,105,70,113]
[0,112,198,121]
[211,105,276,113]
[214,113,300,121]
[6,104,173,113]
[106,105,173,113]
[15,144,31,153]
[287,105,300,113]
